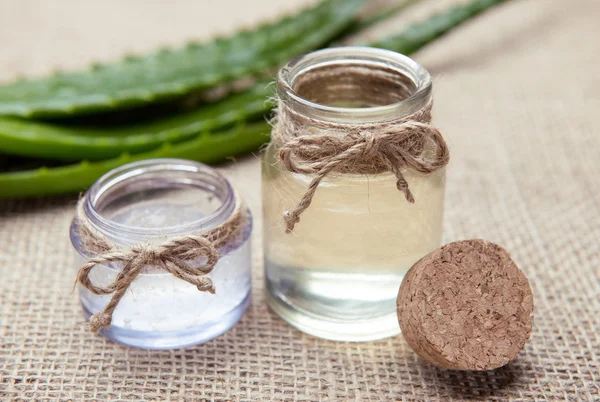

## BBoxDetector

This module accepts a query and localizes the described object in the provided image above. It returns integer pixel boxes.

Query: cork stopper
[397,239,534,370]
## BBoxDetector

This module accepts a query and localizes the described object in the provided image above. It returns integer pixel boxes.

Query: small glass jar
[262,47,445,341]
[70,159,252,349]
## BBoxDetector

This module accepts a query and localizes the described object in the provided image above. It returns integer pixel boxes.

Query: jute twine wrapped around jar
[272,67,450,233]
[73,191,248,332]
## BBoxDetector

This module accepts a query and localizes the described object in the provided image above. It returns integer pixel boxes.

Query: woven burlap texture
[1,0,598,400]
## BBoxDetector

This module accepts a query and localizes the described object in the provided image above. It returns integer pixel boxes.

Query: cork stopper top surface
[397,239,534,371]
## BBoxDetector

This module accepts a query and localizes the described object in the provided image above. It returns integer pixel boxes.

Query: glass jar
[70,159,252,349]
[262,47,445,341]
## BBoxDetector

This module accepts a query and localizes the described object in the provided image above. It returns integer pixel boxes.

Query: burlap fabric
[1,0,598,400]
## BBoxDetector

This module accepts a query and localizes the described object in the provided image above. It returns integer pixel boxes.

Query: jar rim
[81,159,237,244]
[277,46,432,124]
[70,159,253,274]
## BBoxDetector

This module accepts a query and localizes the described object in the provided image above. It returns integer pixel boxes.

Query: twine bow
[275,105,449,233]
[74,196,245,332]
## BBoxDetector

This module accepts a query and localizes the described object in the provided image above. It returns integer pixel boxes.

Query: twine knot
[359,131,378,159]
[74,194,245,332]
[89,313,112,333]
[274,102,449,233]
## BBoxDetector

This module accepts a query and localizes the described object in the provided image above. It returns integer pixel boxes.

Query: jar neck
[80,159,237,247]
[277,47,432,127]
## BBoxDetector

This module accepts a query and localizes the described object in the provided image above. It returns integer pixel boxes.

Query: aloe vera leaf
[0,0,508,161]
[0,0,365,118]
[0,0,510,199]
[0,0,507,162]
[0,83,272,160]
[372,0,508,54]
[0,122,270,199]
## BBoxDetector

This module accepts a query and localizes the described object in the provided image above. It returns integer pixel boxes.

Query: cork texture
[398,240,534,371]
[1,0,599,400]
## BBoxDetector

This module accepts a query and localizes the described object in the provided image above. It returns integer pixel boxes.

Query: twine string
[74,194,245,332]
[274,102,449,233]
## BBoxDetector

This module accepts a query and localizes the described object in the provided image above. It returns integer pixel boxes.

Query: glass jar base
[266,289,401,342]
[81,293,251,350]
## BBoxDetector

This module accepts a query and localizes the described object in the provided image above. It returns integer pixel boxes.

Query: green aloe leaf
[0,0,509,199]
[0,83,272,160]
[0,0,509,162]
[0,122,270,198]
[372,0,508,53]
[0,0,365,118]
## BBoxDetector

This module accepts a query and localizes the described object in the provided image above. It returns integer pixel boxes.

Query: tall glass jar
[71,159,252,349]
[262,47,445,341]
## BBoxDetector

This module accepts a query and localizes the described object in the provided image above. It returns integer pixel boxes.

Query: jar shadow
[414,358,530,400]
